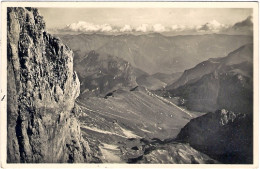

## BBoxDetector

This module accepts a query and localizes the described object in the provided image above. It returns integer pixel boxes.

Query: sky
[38,8,253,35]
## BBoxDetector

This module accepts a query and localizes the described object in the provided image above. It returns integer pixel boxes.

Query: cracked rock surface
[7,7,93,163]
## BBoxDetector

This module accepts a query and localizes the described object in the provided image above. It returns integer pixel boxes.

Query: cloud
[63,21,115,33]
[135,24,150,32]
[56,17,253,35]
[100,24,113,32]
[120,25,133,32]
[171,25,187,32]
[153,24,166,32]
[196,20,228,32]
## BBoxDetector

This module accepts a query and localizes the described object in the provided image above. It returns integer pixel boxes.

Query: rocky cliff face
[7,7,92,163]
[176,109,253,164]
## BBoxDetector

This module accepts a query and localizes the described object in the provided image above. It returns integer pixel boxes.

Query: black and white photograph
[0,1,258,167]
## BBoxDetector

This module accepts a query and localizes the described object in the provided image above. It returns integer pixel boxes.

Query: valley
[58,32,254,164]
[6,7,254,164]
[76,88,207,163]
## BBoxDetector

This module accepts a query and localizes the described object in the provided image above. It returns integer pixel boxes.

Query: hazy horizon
[38,8,253,35]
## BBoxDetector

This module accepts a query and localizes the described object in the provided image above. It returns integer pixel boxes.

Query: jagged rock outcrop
[176,109,253,164]
[133,143,218,164]
[7,7,92,163]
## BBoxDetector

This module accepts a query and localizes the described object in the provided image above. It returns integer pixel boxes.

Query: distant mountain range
[63,33,253,113]
[58,33,252,74]
[166,43,253,113]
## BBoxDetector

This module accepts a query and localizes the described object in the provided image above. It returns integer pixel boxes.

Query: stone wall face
[7,7,91,163]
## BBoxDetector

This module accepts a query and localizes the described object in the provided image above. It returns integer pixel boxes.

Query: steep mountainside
[75,50,137,98]
[58,33,252,74]
[176,109,253,164]
[166,58,222,90]
[7,7,94,163]
[167,44,253,113]
[74,49,176,95]
[76,86,213,163]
